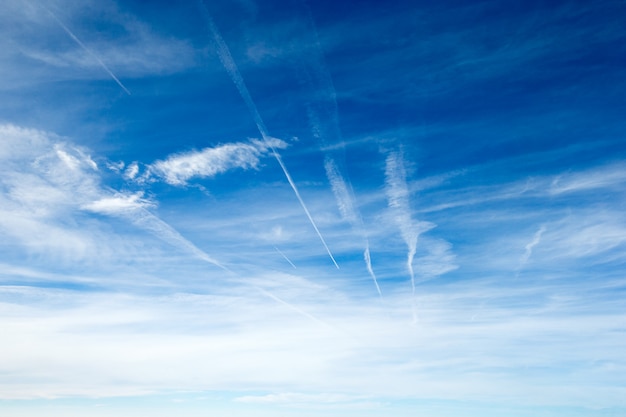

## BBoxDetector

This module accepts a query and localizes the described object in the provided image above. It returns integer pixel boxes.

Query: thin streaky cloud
[275,246,297,269]
[83,194,228,271]
[517,225,547,276]
[325,157,382,297]
[363,244,382,297]
[43,7,131,95]
[299,2,382,293]
[198,0,339,269]
[384,149,434,321]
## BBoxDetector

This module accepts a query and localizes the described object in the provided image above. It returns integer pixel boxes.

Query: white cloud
[124,162,139,179]
[549,162,626,194]
[148,138,288,186]
[82,192,154,215]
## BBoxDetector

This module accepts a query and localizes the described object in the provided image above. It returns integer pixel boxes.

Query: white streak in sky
[298,3,382,294]
[385,150,433,321]
[325,157,382,297]
[84,195,228,271]
[275,246,297,269]
[198,1,338,269]
[44,7,131,95]
[363,244,382,296]
[517,225,547,275]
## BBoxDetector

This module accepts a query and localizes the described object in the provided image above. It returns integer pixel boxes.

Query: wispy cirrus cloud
[384,148,436,319]
[0,123,227,270]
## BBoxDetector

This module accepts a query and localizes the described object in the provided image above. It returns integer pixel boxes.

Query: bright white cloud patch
[148,138,288,186]
[82,192,154,215]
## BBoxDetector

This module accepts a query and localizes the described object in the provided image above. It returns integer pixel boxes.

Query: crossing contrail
[44,7,131,95]
[198,1,339,269]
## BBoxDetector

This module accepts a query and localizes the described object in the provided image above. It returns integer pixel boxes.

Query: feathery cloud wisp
[384,149,435,320]
[148,138,287,186]
[518,225,547,274]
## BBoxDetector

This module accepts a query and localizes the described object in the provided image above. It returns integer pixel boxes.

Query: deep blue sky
[1,0,625,416]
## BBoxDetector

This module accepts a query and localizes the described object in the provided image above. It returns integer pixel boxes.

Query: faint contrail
[197,1,338,269]
[91,201,338,327]
[44,7,131,95]
[275,246,297,269]
[123,207,229,271]
[296,5,382,295]
[363,244,382,296]
[516,225,546,276]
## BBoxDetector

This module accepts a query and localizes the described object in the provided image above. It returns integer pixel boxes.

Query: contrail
[325,156,382,297]
[123,207,229,271]
[134,211,340,329]
[296,5,382,295]
[275,246,297,269]
[363,244,382,296]
[87,198,339,327]
[384,149,431,322]
[44,7,131,95]
[197,1,338,269]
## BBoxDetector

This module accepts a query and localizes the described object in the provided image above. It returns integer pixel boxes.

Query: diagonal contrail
[275,246,297,269]
[84,196,339,328]
[44,7,131,95]
[198,1,338,269]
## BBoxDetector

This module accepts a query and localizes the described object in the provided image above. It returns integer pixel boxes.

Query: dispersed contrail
[85,197,337,327]
[44,7,131,95]
[198,1,338,269]
[131,209,228,271]
[385,149,433,321]
[517,225,546,276]
[325,156,382,297]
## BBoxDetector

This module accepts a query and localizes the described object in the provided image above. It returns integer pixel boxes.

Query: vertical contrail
[325,156,382,297]
[297,4,382,296]
[516,225,546,277]
[44,7,131,95]
[384,149,429,322]
[197,1,338,269]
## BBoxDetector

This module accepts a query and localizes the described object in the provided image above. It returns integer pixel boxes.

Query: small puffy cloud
[148,138,287,186]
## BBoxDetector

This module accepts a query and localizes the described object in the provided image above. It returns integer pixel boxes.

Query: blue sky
[1,0,625,416]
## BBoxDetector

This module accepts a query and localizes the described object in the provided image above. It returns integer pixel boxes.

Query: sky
[1,0,626,416]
